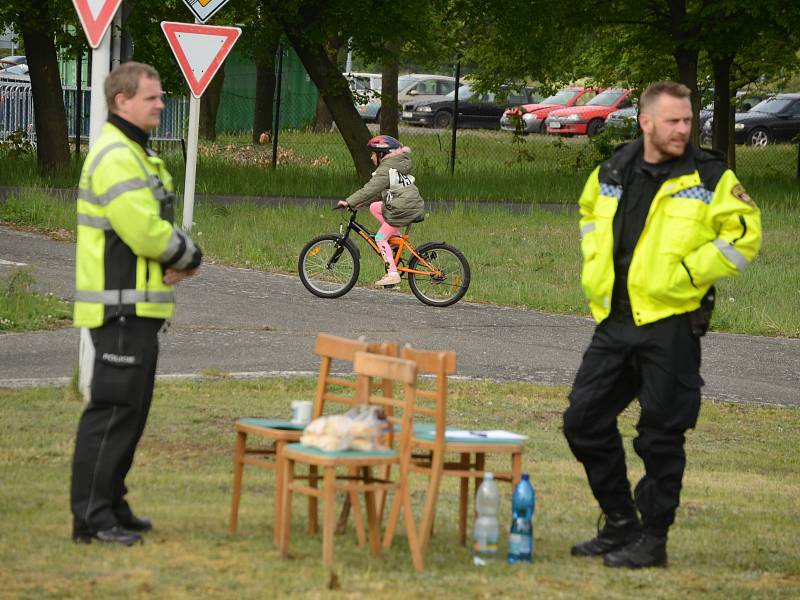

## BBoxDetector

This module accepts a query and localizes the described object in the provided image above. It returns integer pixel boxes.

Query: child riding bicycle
[337,135,425,287]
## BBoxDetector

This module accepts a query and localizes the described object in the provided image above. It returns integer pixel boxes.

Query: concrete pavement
[1,224,798,406]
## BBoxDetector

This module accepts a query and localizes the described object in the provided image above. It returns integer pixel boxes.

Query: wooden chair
[401,345,524,551]
[279,352,424,572]
[230,333,388,544]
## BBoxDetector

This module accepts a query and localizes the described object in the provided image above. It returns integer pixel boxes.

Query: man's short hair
[639,81,691,115]
[104,62,160,113]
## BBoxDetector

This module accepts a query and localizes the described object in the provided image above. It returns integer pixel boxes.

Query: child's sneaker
[375,272,401,287]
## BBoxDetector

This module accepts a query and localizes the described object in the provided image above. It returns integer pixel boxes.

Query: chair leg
[512,451,522,486]
[458,452,470,546]
[375,463,393,523]
[279,457,294,559]
[382,483,403,551]
[273,440,286,546]
[349,467,367,547]
[322,467,336,568]
[363,468,381,556]
[308,465,319,534]
[229,430,247,534]
[419,451,444,554]
[401,475,425,572]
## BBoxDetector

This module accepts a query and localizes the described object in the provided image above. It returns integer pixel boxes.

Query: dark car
[604,105,639,139]
[702,93,800,147]
[400,83,539,129]
[698,93,769,133]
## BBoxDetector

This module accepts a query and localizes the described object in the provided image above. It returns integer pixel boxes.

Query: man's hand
[337,200,349,208]
[163,267,198,285]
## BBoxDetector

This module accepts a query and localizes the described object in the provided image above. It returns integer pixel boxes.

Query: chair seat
[237,418,306,430]
[414,426,526,445]
[284,443,398,464]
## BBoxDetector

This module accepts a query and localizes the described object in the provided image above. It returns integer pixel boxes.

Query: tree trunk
[252,40,279,144]
[283,33,373,181]
[312,37,342,133]
[380,50,399,138]
[313,96,335,132]
[673,47,700,145]
[199,65,225,141]
[18,0,70,176]
[711,55,735,169]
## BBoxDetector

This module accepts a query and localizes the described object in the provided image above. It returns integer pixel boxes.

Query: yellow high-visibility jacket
[579,139,762,326]
[74,122,200,328]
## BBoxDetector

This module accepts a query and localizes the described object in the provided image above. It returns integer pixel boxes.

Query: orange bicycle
[298,206,470,307]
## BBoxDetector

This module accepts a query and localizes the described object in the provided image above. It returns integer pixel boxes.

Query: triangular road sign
[72,0,123,48]
[182,0,232,24]
[161,21,242,99]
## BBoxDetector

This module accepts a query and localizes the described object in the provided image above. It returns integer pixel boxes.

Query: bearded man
[563,81,761,568]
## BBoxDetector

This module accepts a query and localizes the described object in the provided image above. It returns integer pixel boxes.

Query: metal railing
[0,81,189,142]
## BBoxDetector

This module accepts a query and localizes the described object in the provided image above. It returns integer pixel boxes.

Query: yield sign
[72,0,122,48]
[161,21,241,98]
[182,0,232,24]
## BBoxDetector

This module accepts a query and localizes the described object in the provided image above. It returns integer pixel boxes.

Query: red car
[500,87,599,134]
[545,88,634,137]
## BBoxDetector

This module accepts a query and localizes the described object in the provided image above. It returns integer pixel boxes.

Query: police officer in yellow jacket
[71,63,202,545]
[564,81,761,568]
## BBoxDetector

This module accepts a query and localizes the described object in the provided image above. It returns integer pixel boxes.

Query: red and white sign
[72,0,122,48]
[161,21,241,99]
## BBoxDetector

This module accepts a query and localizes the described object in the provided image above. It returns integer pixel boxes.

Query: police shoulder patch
[731,183,755,206]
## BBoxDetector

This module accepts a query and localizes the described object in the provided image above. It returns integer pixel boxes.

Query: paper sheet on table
[444,429,527,441]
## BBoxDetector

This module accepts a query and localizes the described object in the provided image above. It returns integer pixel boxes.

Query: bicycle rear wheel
[408,242,470,307]
[298,235,360,298]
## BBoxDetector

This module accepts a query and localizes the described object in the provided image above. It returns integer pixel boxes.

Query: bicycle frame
[336,208,441,277]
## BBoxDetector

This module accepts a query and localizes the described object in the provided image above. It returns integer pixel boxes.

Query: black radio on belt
[689,286,716,337]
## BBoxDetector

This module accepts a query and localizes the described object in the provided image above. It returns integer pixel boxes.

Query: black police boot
[603,532,667,568]
[117,514,153,533]
[571,512,641,557]
[73,525,142,546]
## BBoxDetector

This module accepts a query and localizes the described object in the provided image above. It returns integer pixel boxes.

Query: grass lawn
[0,267,72,332]
[1,377,798,598]
[2,191,798,337]
[1,130,798,206]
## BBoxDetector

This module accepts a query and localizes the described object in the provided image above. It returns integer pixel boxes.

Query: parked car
[500,87,598,133]
[401,83,539,129]
[0,55,26,66]
[356,73,456,122]
[604,105,639,139]
[697,92,769,132]
[0,60,29,82]
[701,93,800,147]
[343,71,381,102]
[545,88,634,137]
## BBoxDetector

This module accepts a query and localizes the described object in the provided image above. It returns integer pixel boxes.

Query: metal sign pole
[449,60,461,174]
[88,29,111,147]
[182,94,200,230]
[271,40,284,170]
[181,17,202,231]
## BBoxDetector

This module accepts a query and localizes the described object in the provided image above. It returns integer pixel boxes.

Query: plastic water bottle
[507,473,535,564]
[472,472,500,566]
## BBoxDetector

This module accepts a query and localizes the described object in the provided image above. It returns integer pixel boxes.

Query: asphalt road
[1,224,798,406]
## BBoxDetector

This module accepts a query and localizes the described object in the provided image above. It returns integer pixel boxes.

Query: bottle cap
[522,473,529,480]
[484,472,494,480]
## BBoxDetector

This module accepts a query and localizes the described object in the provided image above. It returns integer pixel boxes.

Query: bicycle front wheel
[298,235,360,298]
[408,242,471,307]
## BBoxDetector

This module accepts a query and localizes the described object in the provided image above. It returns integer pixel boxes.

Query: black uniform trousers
[563,311,703,537]
[71,315,162,533]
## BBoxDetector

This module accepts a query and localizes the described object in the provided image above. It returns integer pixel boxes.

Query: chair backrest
[312,334,397,419]
[401,346,456,446]
[353,351,418,458]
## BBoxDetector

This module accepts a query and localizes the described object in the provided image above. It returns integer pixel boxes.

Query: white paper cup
[291,400,313,425]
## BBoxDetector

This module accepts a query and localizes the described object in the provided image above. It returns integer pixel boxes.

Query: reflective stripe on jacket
[74,122,194,328]
[579,139,762,325]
